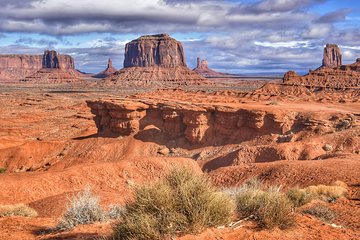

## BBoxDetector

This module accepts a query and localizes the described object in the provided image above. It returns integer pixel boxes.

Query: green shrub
[0,168,6,174]
[112,168,234,240]
[303,204,336,223]
[0,204,38,217]
[305,184,347,202]
[235,181,294,229]
[56,187,105,230]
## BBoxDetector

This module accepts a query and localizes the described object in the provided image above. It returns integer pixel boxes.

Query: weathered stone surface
[93,58,117,78]
[322,43,342,68]
[123,33,186,68]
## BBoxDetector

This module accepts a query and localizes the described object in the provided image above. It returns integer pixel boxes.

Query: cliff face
[0,51,76,82]
[102,34,208,87]
[0,55,42,81]
[123,33,186,68]
[21,50,81,83]
[42,50,75,69]
[322,44,342,68]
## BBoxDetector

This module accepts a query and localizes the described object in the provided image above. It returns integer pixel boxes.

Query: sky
[0,0,359,75]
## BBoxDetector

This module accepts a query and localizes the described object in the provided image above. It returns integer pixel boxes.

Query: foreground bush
[235,180,294,229]
[287,181,347,206]
[56,187,105,230]
[303,204,336,223]
[0,204,38,217]
[112,168,234,240]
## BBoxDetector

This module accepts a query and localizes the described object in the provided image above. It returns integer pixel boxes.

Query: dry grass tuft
[0,204,38,217]
[112,168,234,240]
[303,204,336,223]
[56,187,105,230]
[235,180,295,229]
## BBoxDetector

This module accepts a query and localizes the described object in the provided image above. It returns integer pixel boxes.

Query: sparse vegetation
[303,204,336,223]
[107,205,125,220]
[286,187,315,207]
[56,187,105,230]
[112,168,234,240]
[0,168,6,173]
[235,179,295,229]
[287,181,347,205]
[0,204,38,217]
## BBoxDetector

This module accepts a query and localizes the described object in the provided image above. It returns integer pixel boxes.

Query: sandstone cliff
[93,58,117,78]
[0,51,78,82]
[124,33,186,68]
[322,44,342,68]
[102,33,208,87]
[21,50,81,83]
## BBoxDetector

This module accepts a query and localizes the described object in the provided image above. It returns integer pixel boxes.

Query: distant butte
[322,43,342,68]
[102,33,209,87]
[21,50,82,83]
[93,58,117,78]
[193,57,230,78]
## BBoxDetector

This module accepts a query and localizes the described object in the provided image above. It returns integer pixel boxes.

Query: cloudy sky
[0,0,359,75]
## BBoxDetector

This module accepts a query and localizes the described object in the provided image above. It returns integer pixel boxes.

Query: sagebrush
[56,187,105,230]
[112,168,234,240]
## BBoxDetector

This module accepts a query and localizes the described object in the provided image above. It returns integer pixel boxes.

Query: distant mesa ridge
[282,43,360,88]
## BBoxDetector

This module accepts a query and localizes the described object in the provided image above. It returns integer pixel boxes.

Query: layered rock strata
[103,34,208,87]
[87,98,352,147]
[0,51,77,82]
[21,50,81,83]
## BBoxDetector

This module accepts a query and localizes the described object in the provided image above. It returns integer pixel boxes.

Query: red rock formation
[283,59,360,88]
[124,33,186,68]
[322,44,342,68]
[87,96,353,148]
[193,57,230,78]
[0,51,78,82]
[282,44,360,89]
[93,58,117,78]
[102,34,208,87]
[21,50,81,83]
[0,55,42,82]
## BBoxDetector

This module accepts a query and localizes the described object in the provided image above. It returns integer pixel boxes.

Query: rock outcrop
[193,57,229,78]
[93,58,117,78]
[102,34,208,87]
[87,94,353,148]
[123,33,186,68]
[0,51,79,82]
[322,44,342,68]
[282,44,360,89]
[0,55,42,82]
[21,50,81,83]
[283,58,360,88]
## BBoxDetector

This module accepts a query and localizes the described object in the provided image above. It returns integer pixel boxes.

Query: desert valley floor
[0,81,359,239]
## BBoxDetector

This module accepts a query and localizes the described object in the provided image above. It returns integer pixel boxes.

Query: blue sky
[0,0,359,75]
